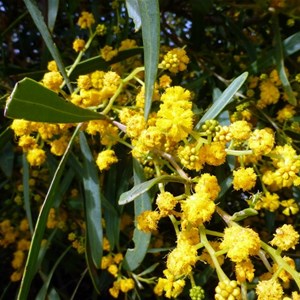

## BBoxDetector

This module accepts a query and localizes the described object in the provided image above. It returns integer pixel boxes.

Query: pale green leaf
[124,159,151,271]
[17,125,81,300]
[80,132,103,268]
[119,175,187,205]
[126,0,141,31]
[195,72,248,130]
[23,0,72,92]
[137,0,160,119]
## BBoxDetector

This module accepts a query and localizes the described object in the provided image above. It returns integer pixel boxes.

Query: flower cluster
[4,7,300,300]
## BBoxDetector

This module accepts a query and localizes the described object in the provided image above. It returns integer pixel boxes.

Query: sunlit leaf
[137,0,160,119]
[124,159,151,271]
[17,125,81,300]
[22,154,33,234]
[23,0,72,92]
[5,78,106,123]
[80,132,103,268]
[250,32,300,73]
[119,175,187,205]
[195,72,248,130]
[125,0,142,31]
[47,0,59,33]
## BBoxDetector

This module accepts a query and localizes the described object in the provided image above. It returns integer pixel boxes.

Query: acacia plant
[1,0,300,299]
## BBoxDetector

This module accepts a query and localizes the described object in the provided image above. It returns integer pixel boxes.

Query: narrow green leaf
[124,159,151,271]
[103,165,120,250]
[136,262,159,276]
[137,0,160,119]
[85,233,101,295]
[79,132,103,268]
[22,154,34,235]
[23,0,72,92]
[68,56,109,80]
[68,48,142,81]
[126,0,142,31]
[119,175,187,205]
[5,78,106,123]
[273,14,297,105]
[195,72,248,130]
[36,246,71,300]
[250,32,300,73]
[0,142,14,178]
[47,0,59,33]
[17,124,81,300]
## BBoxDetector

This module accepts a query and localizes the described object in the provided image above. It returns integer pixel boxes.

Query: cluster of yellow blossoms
[6,10,300,300]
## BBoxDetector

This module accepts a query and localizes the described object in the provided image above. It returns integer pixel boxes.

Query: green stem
[261,241,300,288]
[204,229,224,238]
[225,149,253,156]
[67,31,97,78]
[101,82,124,115]
[199,225,228,282]
[169,215,180,237]
[123,67,145,83]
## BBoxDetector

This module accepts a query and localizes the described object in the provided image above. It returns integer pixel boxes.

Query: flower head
[136,210,160,233]
[96,149,118,171]
[77,11,95,29]
[233,167,257,191]
[182,192,216,227]
[270,224,299,251]
[256,279,283,300]
[73,38,85,52]
[160,48,190,73]
[220,225,261,263]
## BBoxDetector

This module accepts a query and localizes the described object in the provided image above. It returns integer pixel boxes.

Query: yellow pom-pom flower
[156,192,177,217]
[27,148,46,166]
[248,128,275,156]
[229,120,252,141]
[136,210,160,233]
[72,38,85,52]
[233,167,257,191]
[195,173,220,201]
[182,192,216,227]
[256,279,283,300]
[160,48,190,73]
[96,149,118,171]
[270,224,300,251]
[77,11,95,29]
[220,225,261,263]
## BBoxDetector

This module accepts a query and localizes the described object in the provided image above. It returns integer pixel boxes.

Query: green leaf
[36,246,71,300]
[273,14,297,106]
[124,159,151,271]
[68,48,142,81]
[5,78,106,123]
[68,56,109,80]
[195,72,248,130]
[84,234,101,295]
[250,32,300,73]
[22,154,34,234]
[119,175,187,205]
[17,124,81,300]
[23,0,72,92]
[137,0,160,119]
[47,0,59,33]
[126,0,142,31]
[0,141,14,178]
[79,132,103,268]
